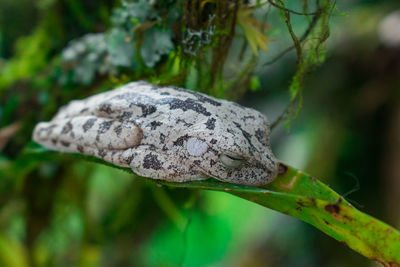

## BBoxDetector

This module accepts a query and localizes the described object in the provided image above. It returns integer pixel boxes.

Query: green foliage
[0,26,51,90]
[60,33,115,85]
[272,0,335,129]
[3,0,394,266]
[163,166,400,265]
[141,28,174,68]
[20,148,400,265]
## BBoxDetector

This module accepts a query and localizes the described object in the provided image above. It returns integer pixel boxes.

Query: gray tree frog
[33,81,278,186]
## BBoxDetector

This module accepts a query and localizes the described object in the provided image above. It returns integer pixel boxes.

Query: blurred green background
[1,0,400,266]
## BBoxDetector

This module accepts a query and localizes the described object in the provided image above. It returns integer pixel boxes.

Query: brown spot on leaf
[325,203,342,221]
[325,203,340,214]
[297,200,305,207]
[278,163,288,175]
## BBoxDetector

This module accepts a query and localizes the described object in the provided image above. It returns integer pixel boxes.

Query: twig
[267,0,319,16]
[264,2,323,66]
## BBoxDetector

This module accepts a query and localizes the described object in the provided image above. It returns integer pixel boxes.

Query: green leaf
[140,28,173,68]
[122,0,154,22]
[107,28,135,67]
[21,145,400,264]
[237,9,269,56]
[60,33,115,85]
[160,166,400,265]
[249,76,260,91]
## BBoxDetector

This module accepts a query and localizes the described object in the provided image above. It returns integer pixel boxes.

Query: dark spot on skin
[205,117,216,130]
[160,133,166,144]
[194,94,222,106]
[124,154,134,165]
[117,112,133,120]
[70,131,75,138]
[80,108,88,114]
[255,129,268,146]
[210,159,217,167]
[51,139,57,145]
[278,163,288,175]
[243,115,255,121]
[114,124,123,136]
[39,124,57,136]
[162,98,211,116]
[176,119,193,127]
[160,92,170,95]
[77,145,84,153]
[150,121,162,130]
[325,203,340,215]
[253,160,268,173]
[233,122,256,151]
[210,139,217,144]
[229,109,237,116]
[193,160,201,165]
[99,103,113,114]
[143,154,162,170]
[112,92,158,117]
[111,90,218,118]
[227,128,235,135]
[98,149,107,158]
[61,121,73,134]
[166,86,222,106]
[98,121,114,134]
[60,141,70,147]
[82,118,97,132]
[137,103,157,117]
[173,134,189,146]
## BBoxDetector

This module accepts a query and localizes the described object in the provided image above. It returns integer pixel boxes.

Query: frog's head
[178,108,279,186]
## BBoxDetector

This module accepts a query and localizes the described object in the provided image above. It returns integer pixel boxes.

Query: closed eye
[220,153,245,169]
[225,154,243,161]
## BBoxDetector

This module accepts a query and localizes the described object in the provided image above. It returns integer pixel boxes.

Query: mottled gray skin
[33,81,278,186]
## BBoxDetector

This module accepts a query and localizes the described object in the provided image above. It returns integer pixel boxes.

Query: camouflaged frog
[33,81,278,186]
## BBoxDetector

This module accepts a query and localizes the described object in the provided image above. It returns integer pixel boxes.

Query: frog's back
[54,81,229,120]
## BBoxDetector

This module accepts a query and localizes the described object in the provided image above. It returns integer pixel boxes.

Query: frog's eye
[220,153,244,169]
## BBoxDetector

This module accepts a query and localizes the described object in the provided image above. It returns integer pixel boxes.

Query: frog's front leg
[126,147,209,182]
[33,116,143,166]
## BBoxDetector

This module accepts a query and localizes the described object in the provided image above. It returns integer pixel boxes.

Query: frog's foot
[33,116,143,165]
